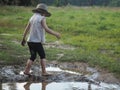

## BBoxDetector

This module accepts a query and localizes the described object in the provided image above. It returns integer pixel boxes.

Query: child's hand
[56,33,61,39]
[21,39,26,46]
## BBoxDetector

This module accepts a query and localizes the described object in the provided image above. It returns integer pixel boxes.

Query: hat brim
[32,9,51,17]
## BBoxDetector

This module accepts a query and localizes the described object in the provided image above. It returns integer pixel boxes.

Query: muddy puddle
[2,82,120,90]
[0,62,120,90]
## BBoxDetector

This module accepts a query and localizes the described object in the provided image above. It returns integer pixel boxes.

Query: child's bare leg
[24,59,33,74]
[40,59,49,75]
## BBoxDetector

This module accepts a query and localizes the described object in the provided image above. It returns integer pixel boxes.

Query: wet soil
[57,62,120,83]
[0,61,120,90]
[0,61,119,84]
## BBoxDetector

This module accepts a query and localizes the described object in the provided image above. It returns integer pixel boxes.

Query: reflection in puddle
[1,66,120,90]
[2,82,120,90]
[46,66,81,75]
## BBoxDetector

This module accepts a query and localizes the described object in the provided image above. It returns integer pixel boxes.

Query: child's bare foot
[24,72,31,76]
[42,72,52,76]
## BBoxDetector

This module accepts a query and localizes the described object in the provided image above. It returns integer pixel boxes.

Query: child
[21,3,61,76]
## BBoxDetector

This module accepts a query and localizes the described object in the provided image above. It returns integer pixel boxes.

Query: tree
[109,0,120,7]
[0,0,120,7]
[19,0,31,6]
[89,0,94,6]
[64,0,69,6]
[54,0,61,7]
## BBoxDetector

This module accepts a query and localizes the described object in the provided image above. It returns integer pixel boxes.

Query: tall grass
[0,6,120,76]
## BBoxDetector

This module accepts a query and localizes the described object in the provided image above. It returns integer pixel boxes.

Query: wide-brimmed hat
[32,3,51,17]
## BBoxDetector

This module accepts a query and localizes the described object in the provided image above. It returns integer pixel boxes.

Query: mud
[44,41,75,50]
[0,61,120,90]
[0,65,98,84]
[55,62,120,84]
[0,61,119,83]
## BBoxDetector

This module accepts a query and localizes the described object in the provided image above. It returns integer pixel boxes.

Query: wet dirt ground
[0,61,120,90]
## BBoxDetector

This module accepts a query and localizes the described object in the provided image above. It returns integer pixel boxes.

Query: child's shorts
[27,42,46,61]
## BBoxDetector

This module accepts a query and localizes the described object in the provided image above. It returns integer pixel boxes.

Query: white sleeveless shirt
[27,13,46,43]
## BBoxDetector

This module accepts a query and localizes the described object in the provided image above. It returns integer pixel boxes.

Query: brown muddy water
[0,62,120,90]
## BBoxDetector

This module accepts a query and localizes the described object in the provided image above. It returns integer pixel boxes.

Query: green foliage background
[0,0,120,7]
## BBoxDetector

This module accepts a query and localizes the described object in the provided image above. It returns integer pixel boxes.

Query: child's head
[32,3,51,17]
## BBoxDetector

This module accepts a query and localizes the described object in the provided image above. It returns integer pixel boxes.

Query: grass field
[0,6,120,77]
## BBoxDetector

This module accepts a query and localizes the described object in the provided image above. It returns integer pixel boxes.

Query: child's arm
[21,22,31,46]
[41,18,61,39]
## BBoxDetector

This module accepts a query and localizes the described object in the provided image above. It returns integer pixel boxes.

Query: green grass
[0,6,120,76]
